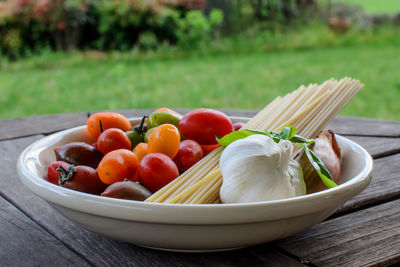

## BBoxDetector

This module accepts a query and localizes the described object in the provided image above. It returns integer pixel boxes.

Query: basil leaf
[265,130,281,143]
[217,129,266,147]
[280,126,297,140]
[296,144,337,188]
[290,135,315,144]
[266,126,300,143]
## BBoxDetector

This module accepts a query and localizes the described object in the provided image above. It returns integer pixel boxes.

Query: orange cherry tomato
[98,149,139,184]
[87,112,131,139]
[133,142,148,162]
[147,124,180,159]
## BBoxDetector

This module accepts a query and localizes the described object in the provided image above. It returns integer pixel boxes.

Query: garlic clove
[297,130,341,194]
[219,134,305,204]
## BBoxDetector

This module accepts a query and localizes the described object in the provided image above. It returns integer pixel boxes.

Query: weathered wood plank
[335,153,400,215]
[275,199,400,267]
[327,116,400,137]
[0,195,90,266]
[166,244,305,267]
[1,136,301,266]
[345,136,400,158]
[0,113,88,141]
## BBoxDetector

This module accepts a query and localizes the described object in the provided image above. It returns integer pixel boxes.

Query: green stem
[57,165,76,185]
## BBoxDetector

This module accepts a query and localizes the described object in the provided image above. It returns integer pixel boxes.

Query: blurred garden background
[1,0,399,121]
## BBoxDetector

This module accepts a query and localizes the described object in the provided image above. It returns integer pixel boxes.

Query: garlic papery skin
[219,134,306,204]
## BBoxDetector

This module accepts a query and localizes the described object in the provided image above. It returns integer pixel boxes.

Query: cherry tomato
[147,111,182,130]
[87,112,131,139]
[133,142,148,162]
[200,143,220,156]
[54,142,103,169]
[173,140,203,173]
[57,165,106,195]
[179,108,233,145]
[233,122,245,131]
[45,161,71,185]
[101,179,152,201]
[97,128,131,154]
[144,127,156,143]
[138,153,179,192]
[126,116,146,149]
[98,149,139,184]
[147,124,180,159]
[154,108,180,115]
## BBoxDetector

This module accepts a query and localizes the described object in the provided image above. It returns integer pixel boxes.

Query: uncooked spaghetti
[145,77,363,204]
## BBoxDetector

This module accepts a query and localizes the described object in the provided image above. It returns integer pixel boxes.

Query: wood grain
[0,195,89,266]
[163,244,305,267]
[0,113,88,141]
[327,116,400,137]
[275,199,400,267]
[345,136,400,158]
[0,136,301,266]
[336,153,400,215]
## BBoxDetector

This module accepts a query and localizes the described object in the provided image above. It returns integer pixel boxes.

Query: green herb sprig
[217,126,337,188]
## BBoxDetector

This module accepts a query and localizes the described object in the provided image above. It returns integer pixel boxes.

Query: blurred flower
[57,21,66,30]
[81,3,88,11]
[34,0,51,18]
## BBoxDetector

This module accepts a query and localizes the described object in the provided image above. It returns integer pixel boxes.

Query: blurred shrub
[1,0,399,60]
[0,0,217,58]
[173,9,223,49]
[94,0,175,50]
[0,0,94,58]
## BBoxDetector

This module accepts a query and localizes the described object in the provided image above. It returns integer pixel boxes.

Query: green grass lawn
[1,44,400,121]
[332,0,400,14]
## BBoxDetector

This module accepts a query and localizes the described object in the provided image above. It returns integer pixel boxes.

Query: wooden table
[1,110,399,267]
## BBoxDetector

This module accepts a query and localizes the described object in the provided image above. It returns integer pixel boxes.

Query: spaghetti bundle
[145,77,363,204]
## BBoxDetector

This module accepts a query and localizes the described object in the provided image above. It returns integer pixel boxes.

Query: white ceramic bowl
[17,117,373,252]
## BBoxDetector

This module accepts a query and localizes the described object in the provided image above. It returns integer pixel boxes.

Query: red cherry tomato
[173,140,203,173]
[179,108,233,145]
[97,128,131,154]
[45,161,71,185]
[232,122,245,131]
[57,165,106,195]
[87,112,131,139]
[200,143,220,156]
[98,149,139,184]
[138,153,179,192]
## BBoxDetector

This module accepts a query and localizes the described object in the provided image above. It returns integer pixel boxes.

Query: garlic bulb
[219,134,306,203]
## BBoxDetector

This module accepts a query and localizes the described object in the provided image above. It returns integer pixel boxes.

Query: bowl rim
[17,116,373,225]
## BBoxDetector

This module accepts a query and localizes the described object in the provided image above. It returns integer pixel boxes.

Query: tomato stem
[99,120,104,133]
[133,116,147,135]
[57,165,77,185]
